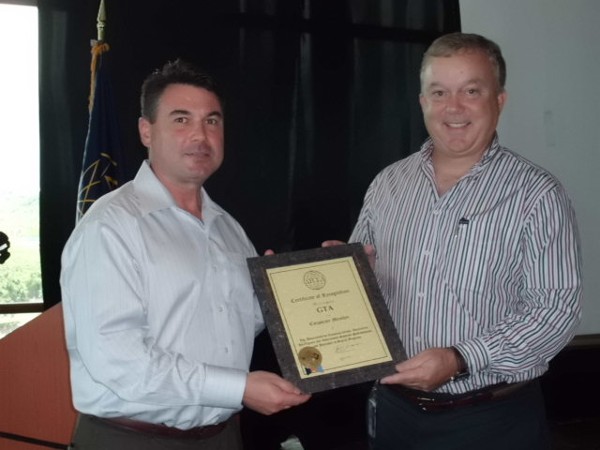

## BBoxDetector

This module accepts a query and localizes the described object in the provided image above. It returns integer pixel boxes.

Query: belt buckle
[416,395,443,412]
[415,395,454,412]
[419,403,447,412]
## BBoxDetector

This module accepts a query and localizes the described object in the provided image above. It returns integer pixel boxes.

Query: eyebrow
[426,78,486,89]
[168,109,192,117]
[206,111,223,119]
[167,109,224,119]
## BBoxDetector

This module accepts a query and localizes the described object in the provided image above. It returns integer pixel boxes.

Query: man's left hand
[379,347,460,391]
[243,371,311,415]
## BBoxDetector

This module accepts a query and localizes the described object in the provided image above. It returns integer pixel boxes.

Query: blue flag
[77,42,124,221]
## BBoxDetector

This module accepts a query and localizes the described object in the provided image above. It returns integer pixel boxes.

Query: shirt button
[414,336,421,343]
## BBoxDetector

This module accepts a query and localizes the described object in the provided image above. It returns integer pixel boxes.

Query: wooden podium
[0,303,76,449]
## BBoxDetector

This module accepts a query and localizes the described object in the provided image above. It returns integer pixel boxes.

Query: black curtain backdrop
[39,1,459,448]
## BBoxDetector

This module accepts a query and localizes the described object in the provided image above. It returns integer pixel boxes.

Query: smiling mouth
[184,146,212,157]
[446,122,470,129]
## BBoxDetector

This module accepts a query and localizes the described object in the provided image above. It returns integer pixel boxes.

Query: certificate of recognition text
[266,257,392,378]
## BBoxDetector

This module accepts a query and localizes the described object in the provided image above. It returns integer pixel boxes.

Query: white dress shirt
[350,136,582,394]
[61,160,263,429]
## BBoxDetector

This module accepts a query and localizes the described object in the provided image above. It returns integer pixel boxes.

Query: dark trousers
[370,381,550,450]
[70,414,243,450]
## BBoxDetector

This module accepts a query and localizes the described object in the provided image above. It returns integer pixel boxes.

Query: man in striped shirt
[337,33,582,449]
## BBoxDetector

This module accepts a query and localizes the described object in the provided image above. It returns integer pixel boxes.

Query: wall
[460,0,600,335]
[0,304,76,448]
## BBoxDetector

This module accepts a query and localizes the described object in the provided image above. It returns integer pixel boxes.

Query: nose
[190,121,207,142]
[445,93,464,112]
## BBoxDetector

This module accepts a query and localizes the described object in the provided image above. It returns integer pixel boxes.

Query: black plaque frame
[247,243,407,393]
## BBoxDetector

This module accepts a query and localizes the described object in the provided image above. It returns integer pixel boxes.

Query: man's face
[419,50,507,161]
[138,83,224,188]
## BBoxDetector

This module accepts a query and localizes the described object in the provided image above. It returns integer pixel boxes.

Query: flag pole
[96,0,106,42]
[89,0,108,112]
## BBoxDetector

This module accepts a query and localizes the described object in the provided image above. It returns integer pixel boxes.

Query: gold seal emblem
[303,270,326,290]
[298,346,324,375]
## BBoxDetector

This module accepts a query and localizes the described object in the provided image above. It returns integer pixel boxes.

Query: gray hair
[420,32,506,92]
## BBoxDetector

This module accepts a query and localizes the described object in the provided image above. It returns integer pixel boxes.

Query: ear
[419,93,427,111]
[138,117,151,148]
[497,90,508,113]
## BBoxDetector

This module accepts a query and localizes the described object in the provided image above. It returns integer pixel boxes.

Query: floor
[550,417,600,450]
[277,418,600,450]
[544,343,600,450]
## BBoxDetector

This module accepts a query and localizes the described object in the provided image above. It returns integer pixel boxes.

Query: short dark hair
[140,59,223,122]
[421,32,506,92]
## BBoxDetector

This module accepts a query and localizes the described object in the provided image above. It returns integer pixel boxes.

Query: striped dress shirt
[350,136,582,394]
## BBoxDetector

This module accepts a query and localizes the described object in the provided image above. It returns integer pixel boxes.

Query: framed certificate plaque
[247,243,407,393]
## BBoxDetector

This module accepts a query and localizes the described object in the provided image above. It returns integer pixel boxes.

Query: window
[0,2,42,338]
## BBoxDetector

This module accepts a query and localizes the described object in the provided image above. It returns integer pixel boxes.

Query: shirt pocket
[219,250,255,308]
[438,224,493,295]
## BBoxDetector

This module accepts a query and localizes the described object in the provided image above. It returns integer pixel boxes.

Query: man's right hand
[321,240,346,247]
[242,371,311,415]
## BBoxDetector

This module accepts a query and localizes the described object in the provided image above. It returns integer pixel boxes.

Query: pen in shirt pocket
[453,217,470,236]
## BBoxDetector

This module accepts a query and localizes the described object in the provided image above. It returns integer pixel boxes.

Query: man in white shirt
[61,59,310,449]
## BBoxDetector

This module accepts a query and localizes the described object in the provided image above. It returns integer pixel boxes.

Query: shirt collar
[419,133,502,172]
[132,160,222,221]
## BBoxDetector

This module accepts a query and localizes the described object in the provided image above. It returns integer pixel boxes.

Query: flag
[76,40,124,221]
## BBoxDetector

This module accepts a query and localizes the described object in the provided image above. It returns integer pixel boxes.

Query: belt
[386,381,530,412]
[96,415,229,440]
